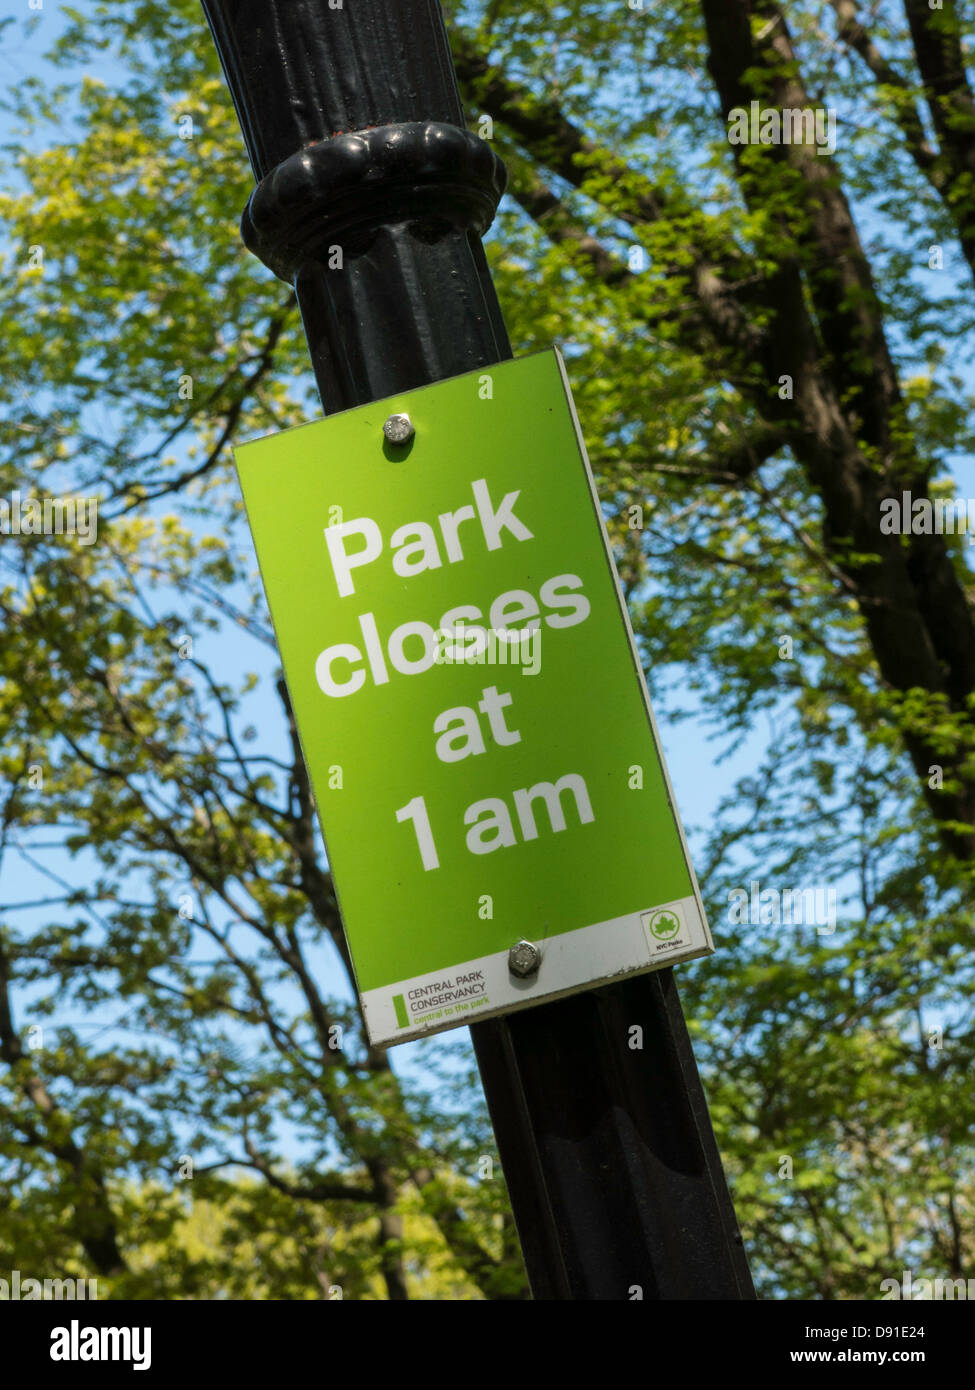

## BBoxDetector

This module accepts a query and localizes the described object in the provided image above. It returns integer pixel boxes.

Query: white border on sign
[363,894,710,1045]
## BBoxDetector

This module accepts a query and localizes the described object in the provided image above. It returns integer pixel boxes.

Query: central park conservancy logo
[393,970,490,1028]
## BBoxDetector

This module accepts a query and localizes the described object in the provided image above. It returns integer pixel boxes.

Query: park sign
[234,348,714,1046]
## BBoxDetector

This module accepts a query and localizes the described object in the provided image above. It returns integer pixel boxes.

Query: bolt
[508,940,540,978]
[383,412,414,445]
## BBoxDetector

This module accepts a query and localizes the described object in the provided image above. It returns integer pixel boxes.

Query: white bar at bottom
[362,894,712,1046]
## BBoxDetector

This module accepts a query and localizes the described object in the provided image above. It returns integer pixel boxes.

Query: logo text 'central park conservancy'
[234,348,714,1046]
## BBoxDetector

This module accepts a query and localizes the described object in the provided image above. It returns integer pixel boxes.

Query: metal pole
[201,0,755,1300]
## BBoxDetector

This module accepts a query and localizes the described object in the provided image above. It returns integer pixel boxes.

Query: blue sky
[0,1,967,1153]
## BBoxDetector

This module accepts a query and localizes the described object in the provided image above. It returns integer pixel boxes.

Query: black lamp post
[201,0,754,1301]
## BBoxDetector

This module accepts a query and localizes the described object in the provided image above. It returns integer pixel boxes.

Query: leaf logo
[649,909,680,941]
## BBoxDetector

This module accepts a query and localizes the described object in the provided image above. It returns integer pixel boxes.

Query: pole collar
[242,121,507,283]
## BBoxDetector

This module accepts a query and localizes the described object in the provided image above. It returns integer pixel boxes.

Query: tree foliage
[0,0,973,1299]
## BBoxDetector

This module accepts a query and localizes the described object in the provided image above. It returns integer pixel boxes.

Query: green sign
[234,348,713,1045]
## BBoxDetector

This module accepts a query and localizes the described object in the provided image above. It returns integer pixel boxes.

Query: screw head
[383,413,414,445]
[508,940,540,979]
